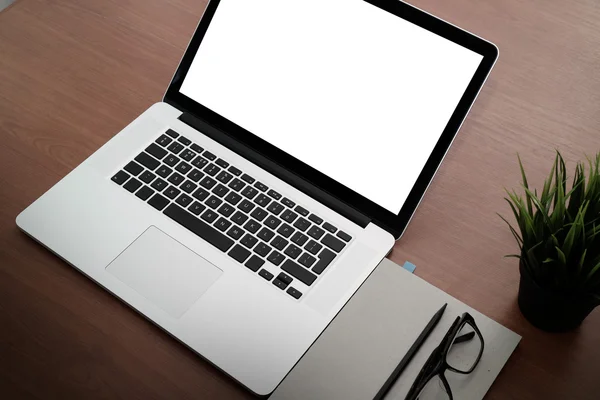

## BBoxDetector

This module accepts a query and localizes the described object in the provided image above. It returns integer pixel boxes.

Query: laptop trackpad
[106,226,223,318]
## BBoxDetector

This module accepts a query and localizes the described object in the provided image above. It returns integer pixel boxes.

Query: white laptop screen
[180,0,483,214]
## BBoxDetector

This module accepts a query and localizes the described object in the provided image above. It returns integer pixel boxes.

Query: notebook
[271,258,521,399]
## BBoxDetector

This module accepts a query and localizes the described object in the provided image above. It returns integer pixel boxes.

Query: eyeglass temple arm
[453,331,475,344]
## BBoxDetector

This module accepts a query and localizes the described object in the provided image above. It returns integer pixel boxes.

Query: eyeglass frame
[405,312,485,400]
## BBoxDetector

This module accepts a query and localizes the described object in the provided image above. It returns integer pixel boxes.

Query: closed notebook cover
[272,258,521,400]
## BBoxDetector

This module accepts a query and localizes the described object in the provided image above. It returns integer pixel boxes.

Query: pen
[373,303,448,400]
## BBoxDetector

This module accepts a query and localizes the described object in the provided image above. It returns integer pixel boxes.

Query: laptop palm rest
[106,226,223,318]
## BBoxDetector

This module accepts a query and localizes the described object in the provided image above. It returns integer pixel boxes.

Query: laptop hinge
[178,112,371,229]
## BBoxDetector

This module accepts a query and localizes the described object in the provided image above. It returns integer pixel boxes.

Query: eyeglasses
[405,313,484,400]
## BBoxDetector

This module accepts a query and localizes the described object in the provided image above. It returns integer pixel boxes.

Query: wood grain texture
[1,0,599,398]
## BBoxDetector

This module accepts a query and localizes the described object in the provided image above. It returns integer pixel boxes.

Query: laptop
[16,0,497,396]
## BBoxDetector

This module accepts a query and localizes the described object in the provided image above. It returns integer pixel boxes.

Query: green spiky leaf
[500,151,600,295]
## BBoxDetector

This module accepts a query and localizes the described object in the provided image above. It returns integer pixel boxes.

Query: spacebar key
[163,204,234,252]
[281,260,317,286]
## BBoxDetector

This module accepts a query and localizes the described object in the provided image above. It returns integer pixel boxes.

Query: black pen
[373,303,448,400]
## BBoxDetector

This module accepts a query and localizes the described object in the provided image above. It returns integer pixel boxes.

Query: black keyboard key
[124,161,144,176]
[176,193,193,207]
[192,187,210,201]
[180,149,197,162]
[250,207,268,221]
[313,248,336,274]
[322,234,346,252]
[164,154,179,167]
[206,195,223,209]
[298,253,316,268]
[241,173,255,184]
[215,217,232,232]
[265,216,282,229]
[281,210,298,223]
[188,201,206,216]
[259,269,274,281]
[146,143,167,160]
[177,136,191,146]
[277,223,294,238]
[308,214,323,225]
[245,255,264,272]
[165,129,179,138]
[167,172,185,186]
[232,211,249,226]
[135,152,160,171]
[187,168,204,182]
[164,204,234,252]
[203,150,216,161]
[254,181,268,192]
[305,240,323,255]
[124,178,142,193]
[228,178,246,192]
[273,279,288,290]
[218,203,235,217]
[167,142,184,155]
[135,186,155,201]
[215,158,229,168]
[226,225,245,240]
[267,189,282,200]
[238,199,255,213]
[201,209,219,223]
[151,178,168,191]
[337,231,352,242]
[181,180,197,194]
[228,165,242,176]
[243,219,261,234]
[286,287,302,299]
[254,194,271,208]
[254,242,272,257]
[192,155,208,168]
[294,205,309,216]
[281,198,295,208]
[267,251,285,266]
[139,170,156,184]
[228,244,251,263]
[156,134,173,147]
[112,170,130,185]
[212,183,229,198]
[267,202,285,216]
[307,226,325,240]
[291,232,309,246]
[200,176,217,189]
[323,222,337,233]
[258,227,275,242]
[271,236,288,251]
[277,272,293,285]
[148,193,169,210]
[216,170,233,184]
[156,165,172,178]
[284,244,302,259]
[241,233,258,249]
[175,161,192,175]
[281,260,317,286]
[241,186,258,200]
[164,185,181,199]
[191,143,204,153]
[225,192,242,205]
[293,217,310,232]
[204,163,221,176]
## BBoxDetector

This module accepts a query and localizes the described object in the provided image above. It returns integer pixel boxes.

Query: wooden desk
[1,1,599,398]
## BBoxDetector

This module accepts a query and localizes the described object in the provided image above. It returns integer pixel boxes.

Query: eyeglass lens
[446,321,482,372]
[416,375,450,400]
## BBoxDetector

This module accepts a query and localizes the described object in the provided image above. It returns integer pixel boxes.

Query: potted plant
[500,151,600,332]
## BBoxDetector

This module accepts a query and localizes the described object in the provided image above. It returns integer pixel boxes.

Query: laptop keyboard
[111,129,352,300]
